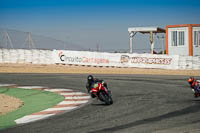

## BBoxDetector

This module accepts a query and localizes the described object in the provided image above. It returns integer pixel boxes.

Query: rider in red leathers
[188,77,200,97]
[86,75,108,98]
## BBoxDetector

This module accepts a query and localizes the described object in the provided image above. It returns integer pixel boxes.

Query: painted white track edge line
[44,89,73,92]
[64,96,90,99]
[43,107,77,111]
[17,86,47,89]
[15,114,54,124]
[60,92,86,95]
[0,84,16,87]
[58,100,88,105]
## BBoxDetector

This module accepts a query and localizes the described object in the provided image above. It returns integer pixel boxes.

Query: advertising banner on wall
[119,53,179,69]
[53,50,179,69]
[53,50,121,66]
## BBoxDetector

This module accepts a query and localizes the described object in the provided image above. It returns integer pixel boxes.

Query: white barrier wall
[0,49,54,64]
[179,56,200,70]
[0,49,199,70]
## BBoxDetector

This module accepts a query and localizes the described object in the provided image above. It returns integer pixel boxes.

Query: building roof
[128,27,166,34]
[166,24,200,28]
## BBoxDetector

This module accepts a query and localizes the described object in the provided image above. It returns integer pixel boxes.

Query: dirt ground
[0,93,24,115]
[0,63,199,76]
[0,63,199,115]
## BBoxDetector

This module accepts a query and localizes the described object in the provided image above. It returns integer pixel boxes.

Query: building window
[178,31,184,46]
[171,31,185,46]
[172,31,177,46]
[194,31,200,47]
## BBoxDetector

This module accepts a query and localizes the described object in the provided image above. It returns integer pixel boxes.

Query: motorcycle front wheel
[99,91,113,105]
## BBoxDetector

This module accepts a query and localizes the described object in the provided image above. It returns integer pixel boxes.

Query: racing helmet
[87,75,94,83]
[188,77,194,84]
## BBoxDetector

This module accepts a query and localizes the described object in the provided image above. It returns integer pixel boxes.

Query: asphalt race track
[0,73,200,133]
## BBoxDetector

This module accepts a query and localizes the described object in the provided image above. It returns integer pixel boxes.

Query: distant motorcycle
[91,81,113,105]
[188,77,200,97]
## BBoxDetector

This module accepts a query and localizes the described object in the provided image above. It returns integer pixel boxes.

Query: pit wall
[0,49,200,70]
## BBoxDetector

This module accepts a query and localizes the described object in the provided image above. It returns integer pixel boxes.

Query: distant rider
[86,75,108,98]
[188,77,200,97]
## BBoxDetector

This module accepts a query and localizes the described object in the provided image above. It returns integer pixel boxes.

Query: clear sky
[0,0,200,52]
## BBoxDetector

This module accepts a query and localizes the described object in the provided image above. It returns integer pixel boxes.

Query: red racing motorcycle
[91,82,113,105]
[188,77,200,97]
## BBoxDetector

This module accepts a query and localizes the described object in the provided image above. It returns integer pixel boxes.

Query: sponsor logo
[130,57,172,65]
[59,52,65,61]
[120,55,172,65]
[83,57,109,64]
[58,51,109,64]
[120,55,129,63]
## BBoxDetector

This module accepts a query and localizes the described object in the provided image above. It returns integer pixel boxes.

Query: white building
[166,24,200,56]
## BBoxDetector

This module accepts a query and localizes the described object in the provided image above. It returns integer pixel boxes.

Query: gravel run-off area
[0,93,23,115]
[0,63,200,76]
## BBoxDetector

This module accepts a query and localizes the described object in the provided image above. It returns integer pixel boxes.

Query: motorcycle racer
[188,77,200,97]
[86,75,108,98]
[188,77,196,88]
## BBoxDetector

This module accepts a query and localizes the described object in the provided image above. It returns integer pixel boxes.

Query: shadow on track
[192,99,200,102]
[91,103,112,106]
